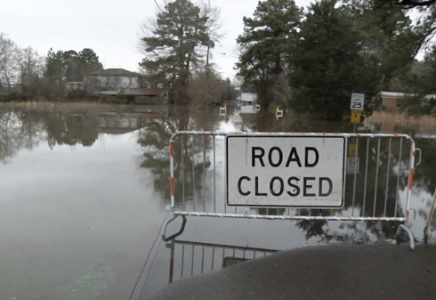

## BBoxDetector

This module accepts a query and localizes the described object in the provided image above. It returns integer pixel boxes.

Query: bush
[115,90,128,104]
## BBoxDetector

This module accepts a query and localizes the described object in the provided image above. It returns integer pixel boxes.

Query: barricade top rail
[170,130,413,141]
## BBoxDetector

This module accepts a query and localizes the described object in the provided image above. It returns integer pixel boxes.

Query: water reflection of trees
[137,106,223,202]
[0,104,148,162]
[0,106,46,162]
[229,109,357,133]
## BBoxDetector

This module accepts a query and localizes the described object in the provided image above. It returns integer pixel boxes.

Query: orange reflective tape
[170,142,174,157]
[356,133,362,138]
[412,151,416,157]
[407,210,410,217]
[170,177,174,196]
[394,133,400,138]
[409,169,414,190]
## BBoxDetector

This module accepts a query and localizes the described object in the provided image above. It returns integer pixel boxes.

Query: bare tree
[0,33,19,90]
[16,47,44,97]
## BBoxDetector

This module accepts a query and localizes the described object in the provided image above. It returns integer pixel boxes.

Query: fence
[163,131,420,249]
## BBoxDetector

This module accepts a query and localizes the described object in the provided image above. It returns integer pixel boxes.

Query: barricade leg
[396,224,415,250]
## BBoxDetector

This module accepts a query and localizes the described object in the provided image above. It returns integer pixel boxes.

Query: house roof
[380,91,436,100]
[379,91,407,98]
[88,68,141,77]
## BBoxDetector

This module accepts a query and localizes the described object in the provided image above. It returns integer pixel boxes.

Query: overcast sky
[1,0,312,80]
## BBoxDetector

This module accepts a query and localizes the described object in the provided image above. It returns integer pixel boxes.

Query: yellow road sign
[351,110,361,123]
[348,143,358,157]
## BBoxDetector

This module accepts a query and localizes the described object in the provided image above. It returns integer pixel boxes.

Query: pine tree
[140,0,212,103]
[236,0,302,107]
[289,0,379,120]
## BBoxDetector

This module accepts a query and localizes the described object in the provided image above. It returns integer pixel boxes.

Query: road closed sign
[226,135,346,208]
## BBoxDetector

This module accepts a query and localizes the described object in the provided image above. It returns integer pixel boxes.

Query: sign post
[350,93,364,124]
[226,135,346,208]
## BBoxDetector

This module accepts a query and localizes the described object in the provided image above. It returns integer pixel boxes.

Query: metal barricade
[166,239,278,283]
[163,131,420,249]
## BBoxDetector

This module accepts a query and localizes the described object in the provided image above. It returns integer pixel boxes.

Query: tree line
[235,0,436,119]
[140,0,436,119]
[0,33,103,101]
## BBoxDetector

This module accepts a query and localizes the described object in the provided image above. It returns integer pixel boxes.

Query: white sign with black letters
[350,93,365,111]
[226,135,346,208]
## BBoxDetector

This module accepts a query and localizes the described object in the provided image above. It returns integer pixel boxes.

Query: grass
[367,111,436,133]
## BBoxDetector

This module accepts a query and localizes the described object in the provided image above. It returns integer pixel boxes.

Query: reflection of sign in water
[240,105,257,114]
[351,110,361,123]
[350,93,364,111]
[346,157,359,174]
[226,135,346,207]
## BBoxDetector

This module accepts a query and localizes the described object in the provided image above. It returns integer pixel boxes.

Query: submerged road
[148,244,436,300]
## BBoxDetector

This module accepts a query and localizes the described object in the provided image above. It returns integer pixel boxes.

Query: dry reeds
[367,111,436,133]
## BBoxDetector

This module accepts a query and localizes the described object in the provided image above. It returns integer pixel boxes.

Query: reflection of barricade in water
[163,131,421,249]
[256,104,260,112]
[166,239,278,283]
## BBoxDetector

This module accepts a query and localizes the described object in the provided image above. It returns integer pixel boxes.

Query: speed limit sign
[350,93,364,111]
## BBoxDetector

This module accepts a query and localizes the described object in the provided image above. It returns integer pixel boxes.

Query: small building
[240,93,257,106]
[380,91,436,112]
[379,91,405,111]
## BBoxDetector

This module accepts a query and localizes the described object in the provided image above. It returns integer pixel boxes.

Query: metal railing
[163,131,420,249]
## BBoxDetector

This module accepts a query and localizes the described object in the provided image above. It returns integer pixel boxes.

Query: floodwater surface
[0,102,435,300]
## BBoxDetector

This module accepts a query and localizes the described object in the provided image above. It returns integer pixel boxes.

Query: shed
[240,93,258,105]
[379,91,436,112]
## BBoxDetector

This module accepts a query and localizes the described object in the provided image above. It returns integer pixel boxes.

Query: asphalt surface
[148,244,436,300]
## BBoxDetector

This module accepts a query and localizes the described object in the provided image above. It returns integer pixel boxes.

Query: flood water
[1,102,436,300]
